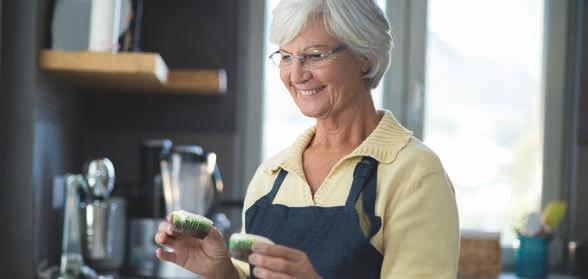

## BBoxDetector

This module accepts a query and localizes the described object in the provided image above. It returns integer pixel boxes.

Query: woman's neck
[311,96,381,150]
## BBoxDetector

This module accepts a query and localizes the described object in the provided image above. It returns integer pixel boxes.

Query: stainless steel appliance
[127,140,226,278]
[81,197,127,271]
[79,158,127,272]
[160,145,223,217]
[59,174,92,279]
[48,167,122,279]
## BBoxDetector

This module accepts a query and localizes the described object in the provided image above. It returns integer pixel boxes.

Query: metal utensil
[85,158,115,200]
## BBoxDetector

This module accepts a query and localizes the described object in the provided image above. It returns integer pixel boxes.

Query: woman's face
[279,19,369,120]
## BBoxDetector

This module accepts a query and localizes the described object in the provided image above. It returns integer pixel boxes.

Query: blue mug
[515,235,549,278]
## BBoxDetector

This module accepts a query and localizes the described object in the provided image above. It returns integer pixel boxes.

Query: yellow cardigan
[233,110,459,278]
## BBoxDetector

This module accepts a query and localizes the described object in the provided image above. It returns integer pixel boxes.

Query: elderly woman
[155,0,459,278]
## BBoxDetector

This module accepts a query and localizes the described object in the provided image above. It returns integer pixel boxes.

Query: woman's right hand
[154,215,240,279]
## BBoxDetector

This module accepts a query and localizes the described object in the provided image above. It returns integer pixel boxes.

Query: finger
[199,227,229,259]
[156,247,177,264]
[155,231,195,251]
[158,221,168,232]
[205,227,223,242]
[252,243,304,261]
[154,232,168,245]
[249,253,296,274]
[252,267,293,279]
[158,221,177,237]
[154,232,179,249]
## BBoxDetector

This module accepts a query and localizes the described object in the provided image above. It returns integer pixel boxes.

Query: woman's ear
[360,58,371,74]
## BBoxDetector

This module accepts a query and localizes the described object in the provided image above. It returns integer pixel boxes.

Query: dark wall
[84,0,238,134]
[580,1,588,146]
[33,1,85,269]
[0,0,243,276]
[72,0,244,272]
[0,0,36,276]
[574,0,588,242]
[0,0,83,277]
[79,1,242,220]
[81,0,239,185]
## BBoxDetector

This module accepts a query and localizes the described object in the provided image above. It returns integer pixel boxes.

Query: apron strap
[345,156,378,207]
[345,156,382,238]
[362,163,382,238]
[264,168,289,203]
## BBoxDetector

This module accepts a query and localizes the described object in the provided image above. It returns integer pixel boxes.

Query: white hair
[269,0,393,89]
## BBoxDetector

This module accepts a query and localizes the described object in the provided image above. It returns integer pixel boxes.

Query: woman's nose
[291,61,310,84]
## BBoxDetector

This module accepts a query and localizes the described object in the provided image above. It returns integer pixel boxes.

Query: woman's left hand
[248,242,322,279]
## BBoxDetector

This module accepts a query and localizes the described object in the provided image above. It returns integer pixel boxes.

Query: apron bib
[245,157,383,278]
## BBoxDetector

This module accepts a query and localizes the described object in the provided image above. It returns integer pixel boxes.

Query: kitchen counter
[119,273,576,279]
[499,273,578,279]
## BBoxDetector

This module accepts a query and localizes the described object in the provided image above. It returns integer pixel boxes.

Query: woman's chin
[298,106,329,119]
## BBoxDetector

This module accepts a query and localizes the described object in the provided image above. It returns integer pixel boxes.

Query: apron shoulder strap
[362,164,381,238]
[345,156,382,238]
[345,156,378,206]
[263,168,288,203]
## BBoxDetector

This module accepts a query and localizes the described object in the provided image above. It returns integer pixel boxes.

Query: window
[422,0,545,246]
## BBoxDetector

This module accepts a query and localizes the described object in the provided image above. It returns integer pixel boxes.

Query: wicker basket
[458,230,502,279]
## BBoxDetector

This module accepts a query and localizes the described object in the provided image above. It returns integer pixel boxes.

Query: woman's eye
[281,54,292,62]
[307,53,324,61]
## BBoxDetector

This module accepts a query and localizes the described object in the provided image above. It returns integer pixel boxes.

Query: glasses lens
[306,53,325,63]
[269,45,342,69]
[269,53,282,67]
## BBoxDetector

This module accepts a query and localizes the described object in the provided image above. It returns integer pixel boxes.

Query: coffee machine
[127,139,228,278]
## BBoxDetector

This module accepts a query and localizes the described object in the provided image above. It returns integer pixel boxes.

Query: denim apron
[245,157,383,278]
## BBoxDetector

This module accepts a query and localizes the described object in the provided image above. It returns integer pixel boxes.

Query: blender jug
[156,145,224,278]
[160,145,223,217]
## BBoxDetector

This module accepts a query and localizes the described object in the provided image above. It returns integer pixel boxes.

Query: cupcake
[170,210,213,239]
[229,233,274,262]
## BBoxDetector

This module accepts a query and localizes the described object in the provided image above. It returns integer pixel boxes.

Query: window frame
[236,0,267,198]
[381,0,573,269]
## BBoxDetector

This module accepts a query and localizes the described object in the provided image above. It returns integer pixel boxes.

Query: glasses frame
[268,44,348,68]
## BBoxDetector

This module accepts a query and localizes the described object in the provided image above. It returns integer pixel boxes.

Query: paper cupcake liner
[229,233,274,262]
[171,210,213,239]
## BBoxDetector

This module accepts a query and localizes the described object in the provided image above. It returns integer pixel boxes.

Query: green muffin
[170,210,213,239]
[229,233,274,262]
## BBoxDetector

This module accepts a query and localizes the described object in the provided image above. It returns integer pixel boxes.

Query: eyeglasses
[268,44,347,69]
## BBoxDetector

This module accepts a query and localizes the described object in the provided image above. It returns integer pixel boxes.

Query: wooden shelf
[39,49,226,94]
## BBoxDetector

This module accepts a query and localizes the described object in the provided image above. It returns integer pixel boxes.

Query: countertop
[499,273,578,279]
[119,273,577,279]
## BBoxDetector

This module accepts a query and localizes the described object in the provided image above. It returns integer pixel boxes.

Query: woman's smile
[298,85,327,96]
